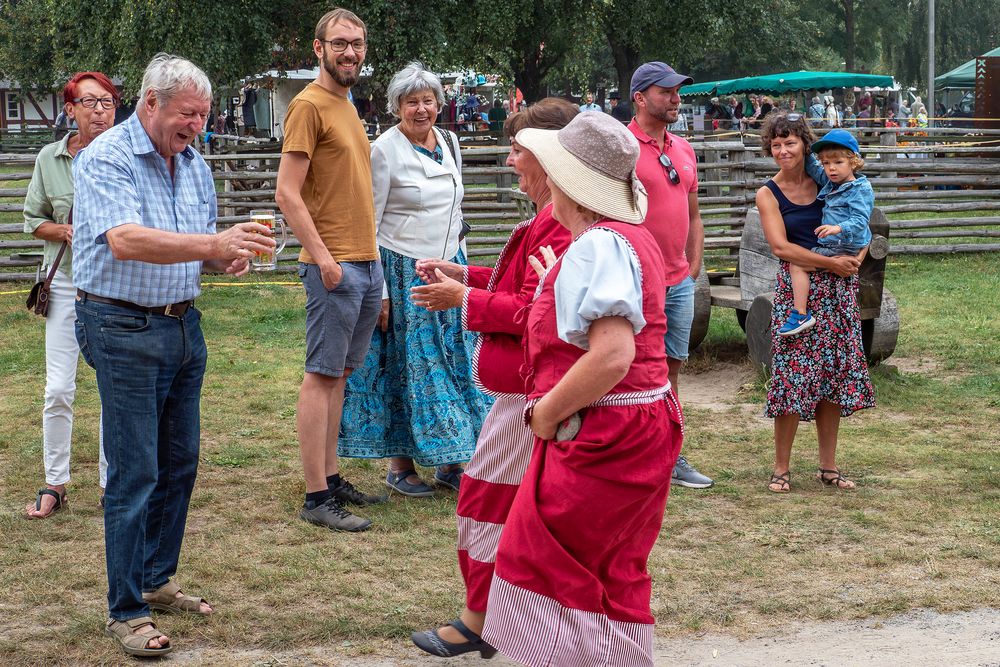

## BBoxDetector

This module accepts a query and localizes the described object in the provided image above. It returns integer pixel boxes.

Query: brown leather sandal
[768,471,791,493]
[816,468,856,490]
[105,616,172,656]
[142,579,213,615]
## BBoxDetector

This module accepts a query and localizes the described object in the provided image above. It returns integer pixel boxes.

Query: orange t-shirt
[282,82,377,263]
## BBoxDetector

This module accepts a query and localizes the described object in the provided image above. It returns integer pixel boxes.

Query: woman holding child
[755,112,875,494]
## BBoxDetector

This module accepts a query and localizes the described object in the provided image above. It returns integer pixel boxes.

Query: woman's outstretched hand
[415,259,463,284]
[527,245,557,279]
[410,269,466,311]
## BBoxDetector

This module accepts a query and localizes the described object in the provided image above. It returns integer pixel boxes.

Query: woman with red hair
[23,72,120,518]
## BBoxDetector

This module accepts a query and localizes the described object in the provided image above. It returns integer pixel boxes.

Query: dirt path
[170,607,1000,665]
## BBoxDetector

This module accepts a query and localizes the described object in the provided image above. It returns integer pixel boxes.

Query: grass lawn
[1,254,999,664]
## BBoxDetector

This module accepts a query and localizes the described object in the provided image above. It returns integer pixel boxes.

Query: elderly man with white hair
[338,61,489,497]
[73,53,274,657]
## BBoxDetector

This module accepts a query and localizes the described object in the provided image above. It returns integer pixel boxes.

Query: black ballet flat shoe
[411,618,498,659]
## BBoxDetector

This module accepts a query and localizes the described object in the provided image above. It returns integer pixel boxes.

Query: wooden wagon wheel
[862,287,899,365]
[688,261,711,352]
[745,292,775,373]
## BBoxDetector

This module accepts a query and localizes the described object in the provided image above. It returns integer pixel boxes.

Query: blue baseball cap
[629,62,694,99]
[811,129,860,155]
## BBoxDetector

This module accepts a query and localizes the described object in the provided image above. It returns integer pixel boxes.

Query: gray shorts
[300,261,383,377]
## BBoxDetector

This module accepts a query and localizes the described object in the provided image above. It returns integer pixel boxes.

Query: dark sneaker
[671,455,714,489]
[332,478,387,506]
[434,466,464,491]
[299,497,372,532]
[385,470,435,498]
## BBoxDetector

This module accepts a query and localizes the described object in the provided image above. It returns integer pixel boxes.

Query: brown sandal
[816,468,856,490]
[143,579,213,615]
[105,616,172,656]
[768,471,791,493]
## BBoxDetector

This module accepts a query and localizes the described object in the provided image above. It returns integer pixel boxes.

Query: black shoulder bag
[26,208,71,317]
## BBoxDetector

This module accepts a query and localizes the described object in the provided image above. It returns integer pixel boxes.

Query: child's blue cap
[812,129,860,155]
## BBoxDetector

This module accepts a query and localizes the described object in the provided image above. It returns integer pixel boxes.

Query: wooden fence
[2,126,999,282]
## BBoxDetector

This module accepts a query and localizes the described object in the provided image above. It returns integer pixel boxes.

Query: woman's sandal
[142,579,213,615]
[25,488,67,519]
[411,618,498,659]
[816,467,856,490]
[768,471,791,493]
[105,616,172,657]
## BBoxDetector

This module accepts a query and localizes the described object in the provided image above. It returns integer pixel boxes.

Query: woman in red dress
[409,99,578,658]
[482,112,683,666]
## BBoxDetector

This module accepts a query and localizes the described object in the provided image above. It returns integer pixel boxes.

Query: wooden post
[497,134,511,204]
[879,129,897,192]
[705,147,722,198]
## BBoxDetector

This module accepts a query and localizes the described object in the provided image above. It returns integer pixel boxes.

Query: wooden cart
[689,208,899,371]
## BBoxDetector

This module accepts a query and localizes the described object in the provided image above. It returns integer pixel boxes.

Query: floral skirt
[339,247,492,466]
[765,262,876,421]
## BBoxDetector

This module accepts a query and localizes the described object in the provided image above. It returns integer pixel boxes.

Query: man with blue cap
[627,61,714,490]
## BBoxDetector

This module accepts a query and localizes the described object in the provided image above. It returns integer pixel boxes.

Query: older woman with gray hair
[339,62,490,496]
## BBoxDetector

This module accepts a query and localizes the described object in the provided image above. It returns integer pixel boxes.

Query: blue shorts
[664,275,695,361]
[300,261,383,377]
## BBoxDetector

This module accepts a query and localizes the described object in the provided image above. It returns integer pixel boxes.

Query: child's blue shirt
[806,153,874,251]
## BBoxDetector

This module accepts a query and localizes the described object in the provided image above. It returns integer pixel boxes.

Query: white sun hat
[515,112,648,224]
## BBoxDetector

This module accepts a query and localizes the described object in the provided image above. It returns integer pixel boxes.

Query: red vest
[467,204,573,395]
[523,220,669,400]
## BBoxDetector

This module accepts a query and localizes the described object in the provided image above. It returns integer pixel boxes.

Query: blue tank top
[764,179,823,250]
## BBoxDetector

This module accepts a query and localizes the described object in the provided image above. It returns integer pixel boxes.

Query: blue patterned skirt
[339,247,492,466]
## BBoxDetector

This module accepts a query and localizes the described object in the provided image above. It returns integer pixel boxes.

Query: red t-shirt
[628,120,698,286]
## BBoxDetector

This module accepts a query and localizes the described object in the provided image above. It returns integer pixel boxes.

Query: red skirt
[483,394,683,667]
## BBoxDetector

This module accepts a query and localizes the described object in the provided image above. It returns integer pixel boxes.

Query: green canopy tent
[680,70,894,97]
[935,46,1000,90]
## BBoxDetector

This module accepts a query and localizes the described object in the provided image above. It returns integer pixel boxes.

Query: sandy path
[167,607,1000,665]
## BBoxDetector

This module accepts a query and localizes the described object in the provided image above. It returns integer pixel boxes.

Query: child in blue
[781,129,875,336]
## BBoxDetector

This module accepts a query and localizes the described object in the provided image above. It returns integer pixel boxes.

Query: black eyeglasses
[73,96,118,110]
[659,153,680,185]
[320,39,367,53]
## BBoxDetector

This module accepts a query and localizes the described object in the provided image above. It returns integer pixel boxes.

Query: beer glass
[249,209,287,271]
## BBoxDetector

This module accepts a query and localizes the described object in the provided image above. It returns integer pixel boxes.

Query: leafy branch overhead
[1,0,997,100]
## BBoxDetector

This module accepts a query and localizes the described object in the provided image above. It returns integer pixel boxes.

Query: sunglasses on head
[786,113,803,121]
[659,154,680,185]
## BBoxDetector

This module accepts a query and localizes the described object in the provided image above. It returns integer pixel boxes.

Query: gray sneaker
[671,455,714,489]
[299,497,372,532]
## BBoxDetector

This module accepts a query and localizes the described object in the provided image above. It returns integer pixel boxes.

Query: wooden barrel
[689,260,711,352]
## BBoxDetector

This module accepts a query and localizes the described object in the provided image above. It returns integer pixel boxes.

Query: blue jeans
[664,276,696,361]
[75,297,207,621]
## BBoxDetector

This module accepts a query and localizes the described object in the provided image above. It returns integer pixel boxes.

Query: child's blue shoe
[779,309,816,337]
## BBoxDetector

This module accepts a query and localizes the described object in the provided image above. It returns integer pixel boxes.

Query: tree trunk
[606,30,641,101]
[842,0,855,71]
[512,44,546,104]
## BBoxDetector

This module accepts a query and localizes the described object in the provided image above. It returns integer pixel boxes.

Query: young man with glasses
[276,7,388,532]
[628,61,714,490]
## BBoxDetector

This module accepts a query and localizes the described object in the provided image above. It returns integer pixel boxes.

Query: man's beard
[650,104,678,124]
[323,52,361,88]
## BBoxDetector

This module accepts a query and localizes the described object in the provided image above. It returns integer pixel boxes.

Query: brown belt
[77,290,193,318]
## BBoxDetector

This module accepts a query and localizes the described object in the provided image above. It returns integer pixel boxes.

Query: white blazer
[370,125,464,270]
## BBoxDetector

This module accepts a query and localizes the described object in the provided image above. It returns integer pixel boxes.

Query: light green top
[23,132,76,279]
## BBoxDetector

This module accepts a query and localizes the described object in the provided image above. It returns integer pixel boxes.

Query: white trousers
[42,268,107,487]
